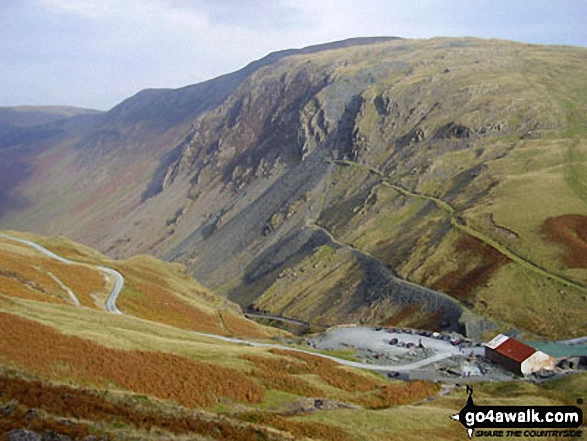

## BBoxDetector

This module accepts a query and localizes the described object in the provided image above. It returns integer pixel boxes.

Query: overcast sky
[1,0,586,110]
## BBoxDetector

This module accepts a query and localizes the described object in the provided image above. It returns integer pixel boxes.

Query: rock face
[2,37,587,336]
[7,430,42,441]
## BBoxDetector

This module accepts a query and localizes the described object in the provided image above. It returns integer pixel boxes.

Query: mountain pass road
[0,233,124,314]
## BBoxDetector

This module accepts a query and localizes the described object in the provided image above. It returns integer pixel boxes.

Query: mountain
[0,106,102,127]
[1,37,586,338]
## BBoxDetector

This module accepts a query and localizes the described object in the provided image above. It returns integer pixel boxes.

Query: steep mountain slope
[1,37,586,337]
[0,106,101,218]
[0,37,399,240]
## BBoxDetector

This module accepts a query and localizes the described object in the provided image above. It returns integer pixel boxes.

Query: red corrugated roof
[492,338,536,363]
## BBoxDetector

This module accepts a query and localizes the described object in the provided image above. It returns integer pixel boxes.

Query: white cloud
[0,0,585,109]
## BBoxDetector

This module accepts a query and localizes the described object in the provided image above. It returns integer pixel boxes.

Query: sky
[1,0,586,111]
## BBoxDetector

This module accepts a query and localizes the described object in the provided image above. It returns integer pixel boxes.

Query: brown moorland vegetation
[542,214,587,268]
[0,244,69,304]
[355,381,440,408]
[0,272,61,304]
[0,312,265,408]
[237,411,353,441]
[269,350,380,393]
[115,262,226,335]
[0,401,94,440]
[382,305,419,327]
[380,304,445,331]
[279,350,439,405]
[111,255,277,338]
[242,354,324,397]
[0,240,105,308]
[32,241,100,264]
[0,373,288,441]
[432,235,512,301]
[245,350,439,408]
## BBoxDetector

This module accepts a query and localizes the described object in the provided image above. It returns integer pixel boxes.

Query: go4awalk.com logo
[451,386,584,438]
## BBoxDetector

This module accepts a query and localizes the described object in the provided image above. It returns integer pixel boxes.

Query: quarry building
[484,334,555,376]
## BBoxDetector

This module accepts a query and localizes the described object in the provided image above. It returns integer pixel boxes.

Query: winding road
[99,266,124,315]
[0,233,124,314]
